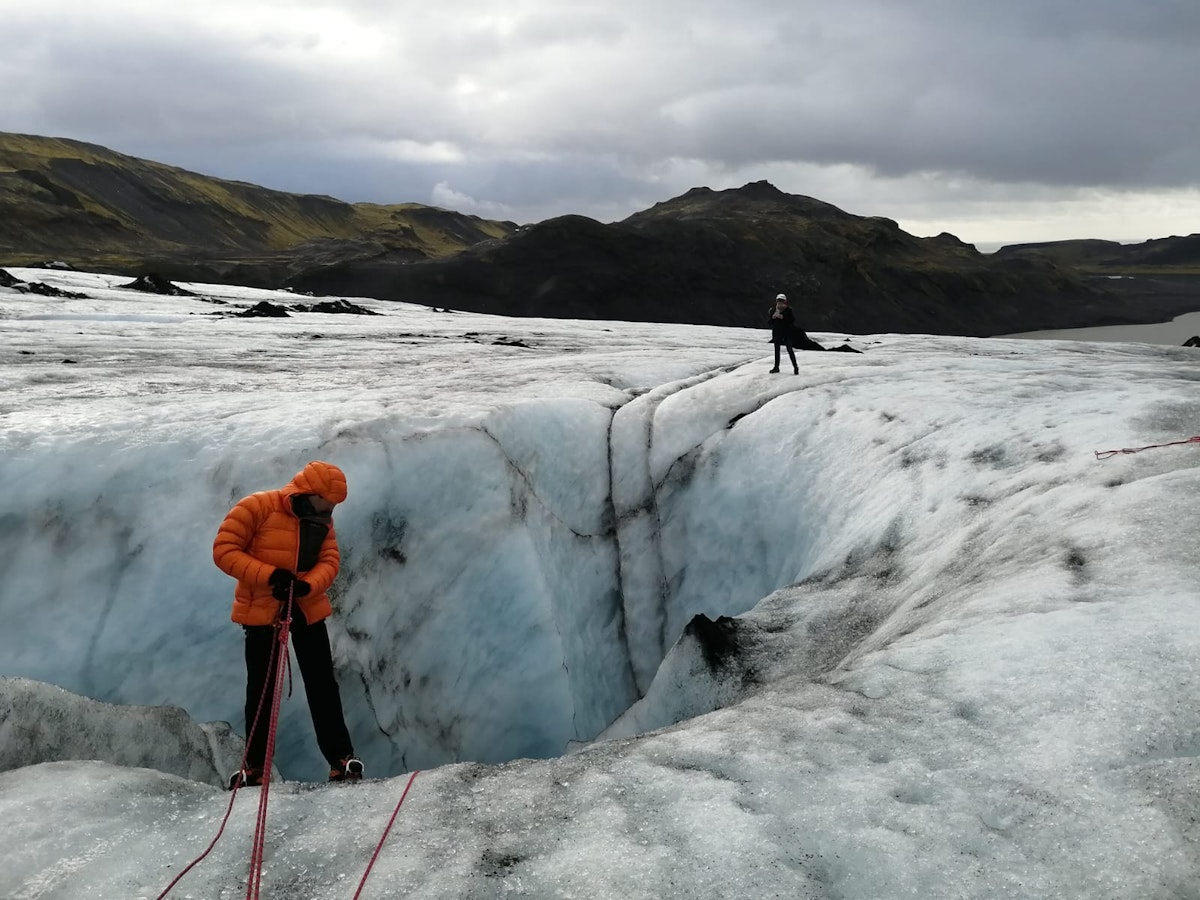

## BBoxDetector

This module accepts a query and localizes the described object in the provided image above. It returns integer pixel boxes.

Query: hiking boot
[329,757,364,782]
[227,767,264,790]
[769,367,779,373]
[793,367,799,374]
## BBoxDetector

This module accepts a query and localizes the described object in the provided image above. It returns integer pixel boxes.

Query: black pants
[774,338,797,370]
[243,616,354,771]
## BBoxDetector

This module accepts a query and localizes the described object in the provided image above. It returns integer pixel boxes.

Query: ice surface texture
[2,270,1198,898]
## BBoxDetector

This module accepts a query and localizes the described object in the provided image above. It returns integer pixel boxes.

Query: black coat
[763,305,865,354]
[768,306,795,343]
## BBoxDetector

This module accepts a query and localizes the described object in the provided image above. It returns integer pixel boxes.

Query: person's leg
[242,625,277,775]
[289,616,355,768]
[786,339,798,372]
[772,341,781,371]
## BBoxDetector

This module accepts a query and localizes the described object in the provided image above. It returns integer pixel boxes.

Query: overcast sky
[4,0,1199,248]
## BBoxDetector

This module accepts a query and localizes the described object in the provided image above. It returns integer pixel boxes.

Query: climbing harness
[1094,434,1200,460]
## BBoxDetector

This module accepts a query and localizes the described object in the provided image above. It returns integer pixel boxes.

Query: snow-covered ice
[1,267,1198,898]
[0,676,244,787]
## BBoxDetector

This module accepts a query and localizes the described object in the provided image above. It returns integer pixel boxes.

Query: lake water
[1005,310,1200,346]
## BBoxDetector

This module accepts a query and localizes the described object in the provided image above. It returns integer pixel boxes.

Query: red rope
[157,575,422,899]
[155,597,289,900]
[246,595,294,899]
[352,770,421,899]
[153,781,242,899]
[1095,434,1200,460]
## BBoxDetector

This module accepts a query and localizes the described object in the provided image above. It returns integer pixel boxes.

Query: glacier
[1,268,1198,898]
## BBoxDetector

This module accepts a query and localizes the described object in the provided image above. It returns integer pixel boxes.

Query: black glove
[293,579,312,598]
[268,568,297,601]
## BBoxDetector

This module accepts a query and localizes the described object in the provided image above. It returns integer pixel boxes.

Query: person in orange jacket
[213,460,362,787]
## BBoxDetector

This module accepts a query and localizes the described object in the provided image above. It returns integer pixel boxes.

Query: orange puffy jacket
[213,461,349,626]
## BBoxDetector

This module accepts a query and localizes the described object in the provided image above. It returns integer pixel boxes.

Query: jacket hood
[285,460,348,505]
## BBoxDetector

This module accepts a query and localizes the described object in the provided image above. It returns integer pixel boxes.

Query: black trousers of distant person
[243,615,354,771]
[773,336,798,371]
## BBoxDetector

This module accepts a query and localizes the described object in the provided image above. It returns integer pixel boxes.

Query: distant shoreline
[1002,273,1200,345]
[1005,308,1200,345]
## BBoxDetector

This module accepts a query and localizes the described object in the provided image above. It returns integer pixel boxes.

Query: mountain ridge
[995,234,1200,272]
[3,132,1199,335]
[0,131,516,279]
[300,180,1178,336]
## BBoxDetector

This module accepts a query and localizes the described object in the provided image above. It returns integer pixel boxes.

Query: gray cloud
[3,0,1199,242]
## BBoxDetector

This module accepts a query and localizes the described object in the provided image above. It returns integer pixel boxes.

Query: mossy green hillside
[0,132,516,269]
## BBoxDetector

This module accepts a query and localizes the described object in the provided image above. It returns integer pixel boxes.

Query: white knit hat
[775,293,787,301]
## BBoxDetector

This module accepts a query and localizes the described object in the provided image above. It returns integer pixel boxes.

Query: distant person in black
[768,293,798,374]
